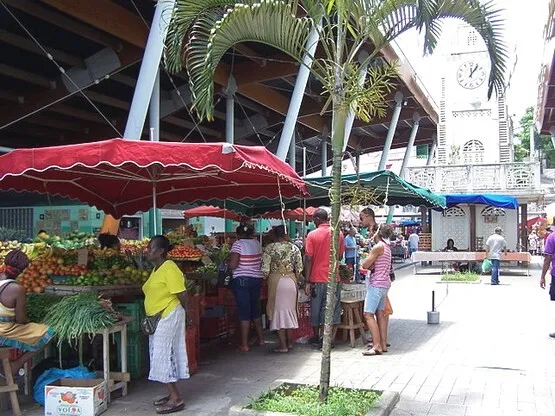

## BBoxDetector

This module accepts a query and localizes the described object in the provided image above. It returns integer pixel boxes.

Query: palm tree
[165,0,507,401]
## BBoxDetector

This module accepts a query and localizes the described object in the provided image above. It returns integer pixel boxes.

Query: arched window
[462,140,485,163]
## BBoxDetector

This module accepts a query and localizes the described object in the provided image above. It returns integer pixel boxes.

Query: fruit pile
[39,230,96,250]
[89,248,127,270]
[17,257,61,293]
[168,246,204,260]
[65,267,149,286]
[120,238,149,254]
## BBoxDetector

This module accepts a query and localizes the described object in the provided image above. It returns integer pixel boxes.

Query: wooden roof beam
[0,30,85,68]
[233,57,299,86]
[0,64,57,89]
[4,0,126,52]
[40,0,148,49]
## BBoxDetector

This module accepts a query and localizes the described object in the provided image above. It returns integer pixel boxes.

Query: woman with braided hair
[0,249,54,376]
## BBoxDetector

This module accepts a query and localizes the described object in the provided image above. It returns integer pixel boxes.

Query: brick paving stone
[18,260,555,416]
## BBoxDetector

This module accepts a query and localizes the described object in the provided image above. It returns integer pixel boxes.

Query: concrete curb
[228,381,400,416]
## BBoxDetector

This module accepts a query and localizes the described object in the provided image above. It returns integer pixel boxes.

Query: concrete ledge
[228,381,400,416]
[436,278,482,284]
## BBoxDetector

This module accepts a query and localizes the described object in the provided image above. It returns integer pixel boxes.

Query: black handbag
[141,313,161,336]
[217,260,233,288]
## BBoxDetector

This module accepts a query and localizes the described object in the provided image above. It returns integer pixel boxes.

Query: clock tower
[436,25,512,165]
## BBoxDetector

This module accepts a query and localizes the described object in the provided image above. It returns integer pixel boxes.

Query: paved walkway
[21,258,555,416]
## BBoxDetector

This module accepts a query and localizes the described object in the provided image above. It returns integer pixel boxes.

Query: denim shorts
[231,276,262,321]
[364,286,389,314]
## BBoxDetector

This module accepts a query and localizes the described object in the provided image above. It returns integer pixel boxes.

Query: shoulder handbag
[217,259,233,288]
[141,312,161,336]
[389,246,396,282]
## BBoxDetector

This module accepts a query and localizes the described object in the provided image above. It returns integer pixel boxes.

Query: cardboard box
[45,378,107,416]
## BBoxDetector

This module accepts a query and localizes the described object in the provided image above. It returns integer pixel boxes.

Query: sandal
[249,339,265,346]
[238,345,250,352]
[156,402,185,414]
[153,396,170,406]
[362,348,382,356]
[272,348,289,353]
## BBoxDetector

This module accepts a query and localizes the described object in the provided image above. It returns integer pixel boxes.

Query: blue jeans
[231,277,262,321]
[491,259,500,284]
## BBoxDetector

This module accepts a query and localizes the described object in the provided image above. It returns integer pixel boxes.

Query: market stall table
[79,316,133,403]
[411,251,532,275]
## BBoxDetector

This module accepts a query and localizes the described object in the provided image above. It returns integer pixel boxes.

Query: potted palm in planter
[165,0,507,413]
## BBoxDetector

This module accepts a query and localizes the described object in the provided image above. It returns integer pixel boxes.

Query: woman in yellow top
[143,235,188,415]
[0,250,54,376]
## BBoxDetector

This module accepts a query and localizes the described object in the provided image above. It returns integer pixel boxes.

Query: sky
[395,0,549,124]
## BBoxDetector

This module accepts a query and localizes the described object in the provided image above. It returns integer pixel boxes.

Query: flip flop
[238,345,250,352]
[362,348,382,356]
[249,339,265,346]
[272,348,289,353]
[156,402,185,414]
[153,396,170,406]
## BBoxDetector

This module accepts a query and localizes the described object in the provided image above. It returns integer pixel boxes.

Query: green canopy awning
[204,170,445,216]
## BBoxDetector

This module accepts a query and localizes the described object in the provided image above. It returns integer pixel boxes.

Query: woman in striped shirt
[229,223,264,351]
[361,223,394,356]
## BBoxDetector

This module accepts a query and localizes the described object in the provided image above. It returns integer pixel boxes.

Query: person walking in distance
[485,227,507,285]
[408,230,419,254]
[540,221,555,337]
[304,209,345,347]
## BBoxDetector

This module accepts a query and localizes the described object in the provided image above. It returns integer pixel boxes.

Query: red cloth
[305,223,345,283]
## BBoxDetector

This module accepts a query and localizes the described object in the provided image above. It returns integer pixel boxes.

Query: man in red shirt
[304,209,345,346]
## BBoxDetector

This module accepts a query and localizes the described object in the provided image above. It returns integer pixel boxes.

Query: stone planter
[228,381,400,416]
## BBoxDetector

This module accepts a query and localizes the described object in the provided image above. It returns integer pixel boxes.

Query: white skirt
[148,305,189,383]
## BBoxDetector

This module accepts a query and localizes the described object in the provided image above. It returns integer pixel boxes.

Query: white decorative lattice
[471,165,501,190]
[440,166,469,191]
[462,140,485,163]
[452,110,491,118]
[506,165,534,189]
[407,168,435,190]
[444,206,466,217]
[480,206,506,217]
[440,211,469,249]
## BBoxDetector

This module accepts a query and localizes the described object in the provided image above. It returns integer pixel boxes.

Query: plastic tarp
[442,194,518,209]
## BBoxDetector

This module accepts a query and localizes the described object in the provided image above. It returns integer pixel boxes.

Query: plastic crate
[187,294,203,327]
[185,325,199,375]
[115,332,149,380]
[200,315,228,339]
[114,300,146,333]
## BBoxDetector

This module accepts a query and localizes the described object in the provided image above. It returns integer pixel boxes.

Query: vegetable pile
[26,293,64,323]
[44,293,120,346]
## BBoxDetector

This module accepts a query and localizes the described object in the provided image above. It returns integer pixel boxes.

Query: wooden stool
[338,300,365,347]
[0,348,21,416]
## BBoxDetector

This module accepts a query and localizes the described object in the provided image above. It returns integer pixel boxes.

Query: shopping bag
[481,259,493,273]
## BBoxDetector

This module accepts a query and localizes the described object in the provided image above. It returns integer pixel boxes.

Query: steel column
[225,76,237,144]
[400,113,421,178]
[378,92,404,170]
[276,23,321,160]
[289,133,296,169]
[149,69,160,142]
[124,0,175,139]
[343,53,369,152]
[388,112,420,222]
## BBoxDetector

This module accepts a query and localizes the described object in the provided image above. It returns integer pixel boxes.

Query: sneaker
[549,333,555,338]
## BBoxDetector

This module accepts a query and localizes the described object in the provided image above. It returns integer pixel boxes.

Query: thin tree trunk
[318,105,348,402]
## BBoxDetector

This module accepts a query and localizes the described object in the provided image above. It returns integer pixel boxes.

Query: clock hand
[469,64,478,78]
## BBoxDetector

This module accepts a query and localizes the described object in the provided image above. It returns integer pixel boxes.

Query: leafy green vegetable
[44,292,118,346]
[27,293,64,323]
[440,272,480,282]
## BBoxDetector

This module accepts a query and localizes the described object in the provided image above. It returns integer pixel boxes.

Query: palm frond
[187,0,312,121]
[165,0,257,73]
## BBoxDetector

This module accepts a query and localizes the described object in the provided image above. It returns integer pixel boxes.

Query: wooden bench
[0,348,21,416]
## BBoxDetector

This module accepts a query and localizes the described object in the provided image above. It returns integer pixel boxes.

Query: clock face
[457,61,486,89]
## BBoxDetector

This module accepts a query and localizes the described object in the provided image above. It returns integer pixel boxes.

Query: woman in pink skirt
[261,225,303,352]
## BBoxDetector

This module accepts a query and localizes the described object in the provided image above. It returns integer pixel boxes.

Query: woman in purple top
[361,224,394,356]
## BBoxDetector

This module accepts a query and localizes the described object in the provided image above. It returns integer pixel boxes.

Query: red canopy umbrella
[0,139,308,218]
[259,207,317,221]
[527,216,547,228]
[183,206,247,223]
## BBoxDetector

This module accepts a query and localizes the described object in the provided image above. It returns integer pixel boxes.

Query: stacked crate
[114,300,149,379]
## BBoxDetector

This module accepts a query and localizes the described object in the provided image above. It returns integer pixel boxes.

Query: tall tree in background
[165,0,507,402]
[514,106,555,167]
